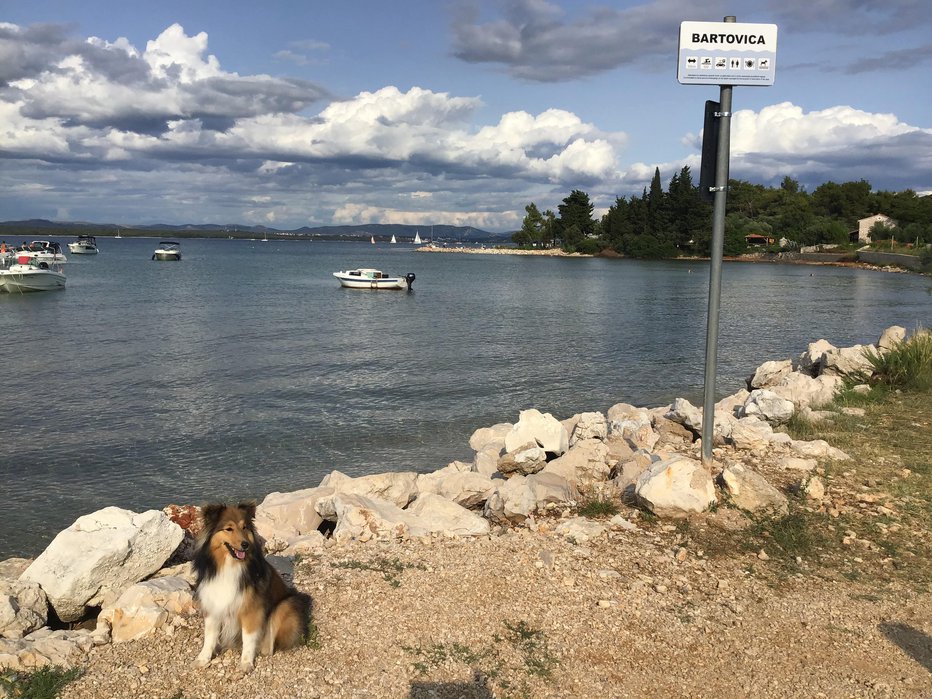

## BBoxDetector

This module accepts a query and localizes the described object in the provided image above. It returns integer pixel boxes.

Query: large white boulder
[483,472,577,524]
[634,456,717,518]
[541,438,611,486]
[407,494,490,537]
[569,412,608,445]
[770,372,843,410]
[416,468,495,509]
[20,507,184,622]
[503,409,569,456]
[747,359,793,389]
[255,486,335,545]
[821,344,875,379]
[319,470,419,509]
[741,389,795,425]
[329,493,427,543]
[468,423,512,453]
[607,404,657,450]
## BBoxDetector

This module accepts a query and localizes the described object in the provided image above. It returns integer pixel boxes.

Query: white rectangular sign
[677,21,777,86]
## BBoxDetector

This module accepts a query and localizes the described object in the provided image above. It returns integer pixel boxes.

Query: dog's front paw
[238,659,255,674]
[193,654,212,668]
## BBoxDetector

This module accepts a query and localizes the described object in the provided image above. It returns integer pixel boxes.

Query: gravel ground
[59,514,932,699]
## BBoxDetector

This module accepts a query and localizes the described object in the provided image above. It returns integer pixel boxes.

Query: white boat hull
[0,266,66,292]
[68,243,98,254]
[333,269,414,290]
[153,251,182,261]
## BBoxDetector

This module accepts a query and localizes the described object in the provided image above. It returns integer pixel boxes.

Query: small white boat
[152,241,182,261]
[333,268,415,290]
[414,231,422,244]
[370,236,376,244]
[68,234,99,254]
[0,255,66,293]
[18,241,68,264]
[390,235,397,244]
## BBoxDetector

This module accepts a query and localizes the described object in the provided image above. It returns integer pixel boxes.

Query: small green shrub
[864,332,932,392]
[578,496,619,518]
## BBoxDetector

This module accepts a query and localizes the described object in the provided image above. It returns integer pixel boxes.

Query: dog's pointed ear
[238,501,257,522]
[201,503,225,531]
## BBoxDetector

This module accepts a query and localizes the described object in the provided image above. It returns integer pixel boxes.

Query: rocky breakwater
[0,326,912,672]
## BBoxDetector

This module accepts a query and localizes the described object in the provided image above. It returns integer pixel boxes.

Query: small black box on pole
[699,100,720,203]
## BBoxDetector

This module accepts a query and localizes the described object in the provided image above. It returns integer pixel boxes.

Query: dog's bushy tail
[267,592,312,654]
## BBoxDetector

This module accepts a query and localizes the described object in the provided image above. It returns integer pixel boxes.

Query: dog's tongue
[235,549,246,560]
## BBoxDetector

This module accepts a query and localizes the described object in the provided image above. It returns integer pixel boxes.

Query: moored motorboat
[68,235,99,254]
[332,268,415,290]
[0,256,66,293]
[17,241,68,264]
[152,241,182,261]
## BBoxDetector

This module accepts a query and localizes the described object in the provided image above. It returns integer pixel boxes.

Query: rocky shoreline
[417,244,921,273]
[2,326,931,698]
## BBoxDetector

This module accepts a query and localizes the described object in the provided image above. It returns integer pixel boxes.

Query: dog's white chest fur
[198,563,245,634]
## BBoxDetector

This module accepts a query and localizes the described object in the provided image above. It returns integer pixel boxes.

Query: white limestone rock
[330,493,427,544]
[468,423,512,453]
[255,486,335,545]
[98,576,196,643]
[741,389,796,425]
[878,326,906,353]
[570,411,608,445]
[821,344,875,379]
[796,339,837,376]
[407,494,490,537]
[319,470,419,509]
[634,456,717,518]
[554,517,607,543]
[503,409,569,456]
[719,463,789,516]
[498,443,548,476]
[0,580,47,640]
[483,472,577,524]
[20,507,184,623]
[416,469,495,509]
[747,359,793,390]
[541,438,611,486]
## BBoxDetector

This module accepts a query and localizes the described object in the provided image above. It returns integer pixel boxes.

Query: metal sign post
[676,16,778,467]
[700,76,732,467]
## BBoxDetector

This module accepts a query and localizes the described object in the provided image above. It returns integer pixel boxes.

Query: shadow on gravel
[409,677,493,699]
[880,622,932,672]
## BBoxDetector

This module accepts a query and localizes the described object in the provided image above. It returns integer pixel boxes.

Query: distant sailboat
[390,235,397,244]
[370,235,375,244]
[413,231,422,245]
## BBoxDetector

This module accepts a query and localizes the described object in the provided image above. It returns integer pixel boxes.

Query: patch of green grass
[332,557,426,588]
[503,621,558,680]
[403,620,558,695]
[304,618,322,650]
[578,496,619,518]
[0,667,83,699]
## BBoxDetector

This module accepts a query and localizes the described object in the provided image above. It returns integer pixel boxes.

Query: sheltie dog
[192,502,310,672]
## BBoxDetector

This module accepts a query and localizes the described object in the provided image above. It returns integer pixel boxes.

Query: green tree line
[515,168,932,259]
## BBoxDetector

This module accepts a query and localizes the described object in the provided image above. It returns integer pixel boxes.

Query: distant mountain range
[0,219,512,243]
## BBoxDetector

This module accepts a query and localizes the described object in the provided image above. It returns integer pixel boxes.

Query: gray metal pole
[700,16,736,468]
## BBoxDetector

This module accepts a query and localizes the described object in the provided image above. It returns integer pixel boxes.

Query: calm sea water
[2,237,930,558]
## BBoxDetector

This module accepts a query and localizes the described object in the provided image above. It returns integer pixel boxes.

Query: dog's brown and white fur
[193,502,309,672]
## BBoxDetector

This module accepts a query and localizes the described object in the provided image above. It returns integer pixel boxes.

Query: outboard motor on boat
[404,272,416,290]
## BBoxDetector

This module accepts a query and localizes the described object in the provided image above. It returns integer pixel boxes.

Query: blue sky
[1,0,930,231]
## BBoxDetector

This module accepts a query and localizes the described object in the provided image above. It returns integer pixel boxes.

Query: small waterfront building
[855,214,897,242]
